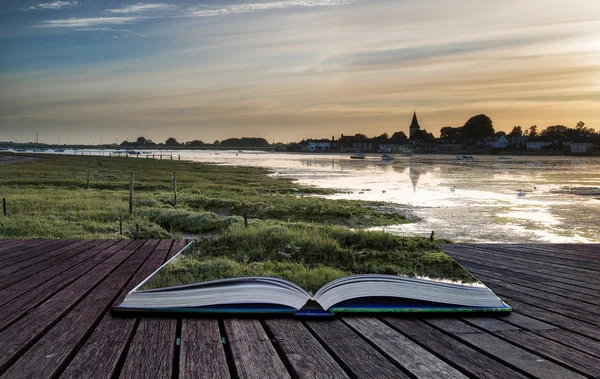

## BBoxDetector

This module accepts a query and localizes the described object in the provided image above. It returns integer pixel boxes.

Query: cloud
[106,2,173,14]
[185,0,356,17]
[36,17,141,28]
[26,1,78,10]
[73,27,132,32]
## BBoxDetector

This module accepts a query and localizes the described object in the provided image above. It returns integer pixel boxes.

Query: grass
[0,153,408,238]
[141,221,468,294]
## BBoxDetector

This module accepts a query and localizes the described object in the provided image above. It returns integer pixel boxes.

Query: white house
[490,135,509,149]
[526,140,553,150]
[571,142,595,153]
[307,139,331,151]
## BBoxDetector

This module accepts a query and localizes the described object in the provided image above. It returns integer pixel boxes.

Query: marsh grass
[0,153,407,238]
[141,222,469,293]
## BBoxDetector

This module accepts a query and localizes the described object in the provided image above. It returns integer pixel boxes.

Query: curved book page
[313,274,506,310]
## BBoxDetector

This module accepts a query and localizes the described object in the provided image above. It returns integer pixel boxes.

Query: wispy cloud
[27,1,78,11]
[106,2,173,14]
[36,17,141,28]
[73,27,132,32]
[185,0,356,17]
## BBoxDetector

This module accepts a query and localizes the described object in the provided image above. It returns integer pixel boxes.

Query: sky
[0,0,599,144]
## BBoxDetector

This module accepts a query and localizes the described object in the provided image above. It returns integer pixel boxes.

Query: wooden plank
[0,240,73,268]
[500,297,600,341]
[0,240,102,289]
[0,240,121,309]
[0,240,129,331]
[383,318,529,379]
[0,239,146,373]
[427,318,587,379]
[119,240,185,379]
[460,265,600,305]
[119,318,177,379]
[0,240,47,255]
[496,330,600,378]
[180,319,230,379]
[444,245,600,283]
[60,240,174,379]
[224,319,291,379]
[444,247,600,291]
[460,317,521,332]
[264,319,349,379]
[496,312,558,331]
[306,319,410,379]
[537,329,600,359]
[0,240,158,379]
[344,317,468,379]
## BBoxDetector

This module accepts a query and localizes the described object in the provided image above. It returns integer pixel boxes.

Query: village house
[307,138,331,151]
[570,141,596,153]
[526,138,553,150]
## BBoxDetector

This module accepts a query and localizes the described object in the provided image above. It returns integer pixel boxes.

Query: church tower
[409,111,421,139]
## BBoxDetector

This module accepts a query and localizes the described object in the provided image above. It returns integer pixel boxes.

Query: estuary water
[32,149,600,243]
[179,151,600,243]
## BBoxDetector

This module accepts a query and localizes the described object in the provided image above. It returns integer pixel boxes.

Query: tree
[439,126,463,141]
[540,125,568,140]
[576,121,585,130]
[185,140,205,146]
[508,126,522,137]
[389,131,408,144]
[528,125,538,137]
[136,136,147,145]
[165,137,180,146]
[213,140,220,145]
[371,132,389,148]
[463,114,495,140]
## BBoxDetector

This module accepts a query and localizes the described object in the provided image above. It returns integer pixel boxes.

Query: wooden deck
[0,240,599,379]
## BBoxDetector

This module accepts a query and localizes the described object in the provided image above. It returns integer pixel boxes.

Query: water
[22,149,600,243]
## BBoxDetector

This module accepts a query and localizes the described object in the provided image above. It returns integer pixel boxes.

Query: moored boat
[456,155,474,161]
[350,153,365,159]
[381,154,395,161]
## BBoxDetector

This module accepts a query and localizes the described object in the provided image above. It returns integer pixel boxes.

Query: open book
[115,241,511,316]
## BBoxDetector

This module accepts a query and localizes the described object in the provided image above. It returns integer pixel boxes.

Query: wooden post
[178,154,180,161]
[242,202,248,228]
[119,209,123,235]
[136,224,139,239]
[172,171,177,206]
[129,172,134,214]
[2,198,6,216]
[86,168,90,189]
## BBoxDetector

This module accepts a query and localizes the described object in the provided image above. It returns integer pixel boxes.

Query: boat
[127,150,140,155]
[517,191,526,197]
[381,154,395,161]
[15,148,27,152]
[54,149,65,152]
[0,147,10,151]
[456,155,474,161]
[350,153,365,159]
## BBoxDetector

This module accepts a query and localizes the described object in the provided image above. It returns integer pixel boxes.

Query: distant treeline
[119,136,270,148]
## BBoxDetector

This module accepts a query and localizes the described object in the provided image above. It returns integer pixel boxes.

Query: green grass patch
[141,222,467,294]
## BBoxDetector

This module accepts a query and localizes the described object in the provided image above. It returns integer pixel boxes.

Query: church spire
[409,110,420,139]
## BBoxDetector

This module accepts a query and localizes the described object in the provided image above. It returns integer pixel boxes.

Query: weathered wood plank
[502,297,600,340]
[460,317,521,332]
[384,317,529,379]
[496,312,558,331]
[0,240,158,379]
[536,329,600,359]
[60,239,175,379]
[0,240,120,309]
[180,319,230,379]
[0,239,146,373]
[225,319,291,379]
[0,240,129,331]
[0,239,74,268]
[264,319,349,379]
[496,330,600,377]
[427,318,587,379]
[306,319,410,379]
[344,317,468,379]
[119,318,177,379]
[0,240,48,255]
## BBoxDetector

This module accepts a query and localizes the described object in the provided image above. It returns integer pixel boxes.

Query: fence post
[242,202,248,228]
[2,198,6,216]
[129,172,134,214]
[172,171,177,206]
[86,168,90,189]
[119,209,123,235]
